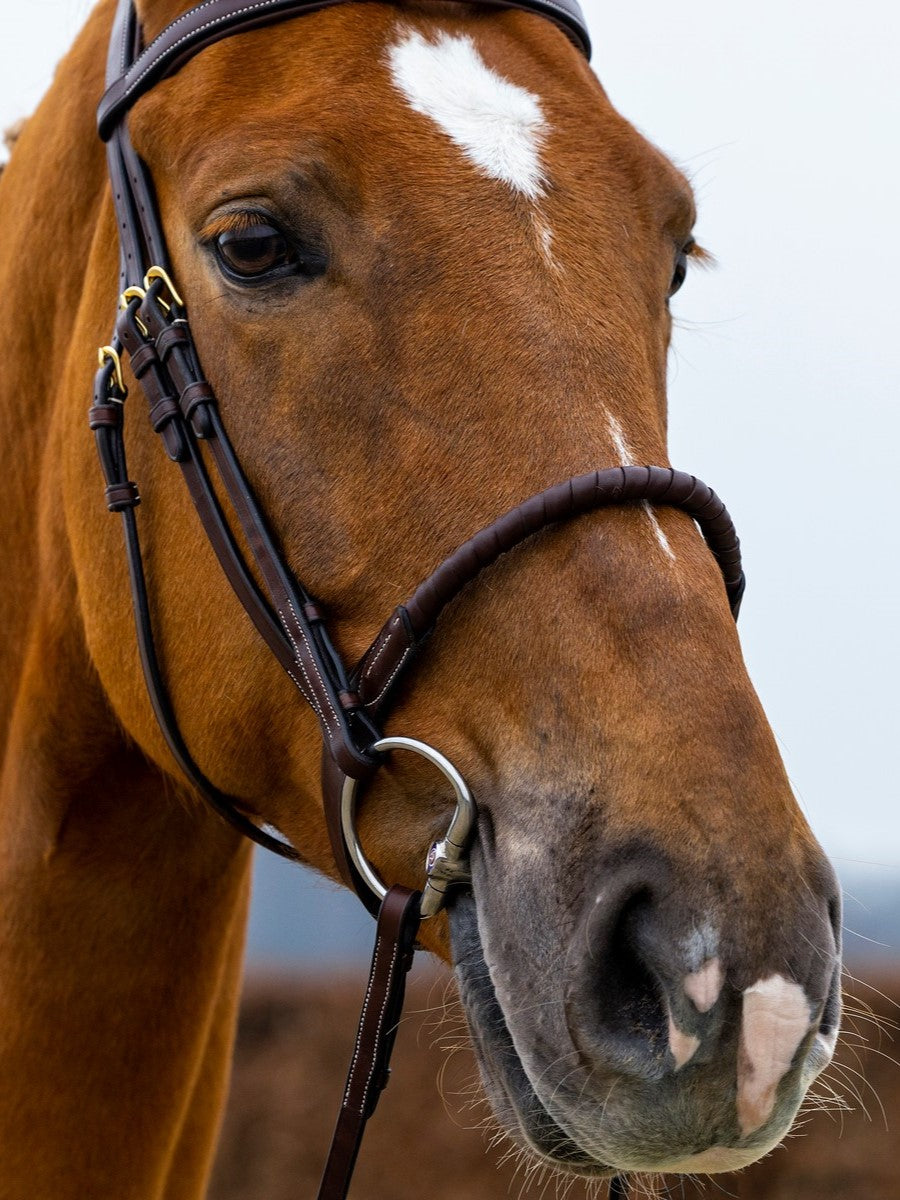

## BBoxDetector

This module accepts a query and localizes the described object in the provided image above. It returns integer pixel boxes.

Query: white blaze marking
[387,29,548,199]
[534,214,558,271]
[684,957,724,1013]
[606,411,632,467]
[737,974,813,1137]
[667,1012,700,1069]
[604,412,676,560]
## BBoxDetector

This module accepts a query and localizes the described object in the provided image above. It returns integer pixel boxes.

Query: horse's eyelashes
[668,238,694,298]
[212,220,327,286]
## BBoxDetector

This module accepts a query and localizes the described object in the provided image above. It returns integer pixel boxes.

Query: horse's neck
[0,0,140,859]
[0,7,255,1196]
[0,1,114,721]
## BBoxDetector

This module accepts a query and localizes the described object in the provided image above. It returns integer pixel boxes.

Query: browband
[98,0,592,139]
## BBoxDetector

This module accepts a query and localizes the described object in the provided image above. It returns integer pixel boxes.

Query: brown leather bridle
[90,1,744,1195]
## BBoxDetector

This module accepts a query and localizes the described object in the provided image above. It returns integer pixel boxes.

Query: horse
[0,0,841,1196]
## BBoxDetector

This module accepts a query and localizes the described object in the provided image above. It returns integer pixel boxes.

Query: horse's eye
[669,239,693,298]
[213,222,326,284]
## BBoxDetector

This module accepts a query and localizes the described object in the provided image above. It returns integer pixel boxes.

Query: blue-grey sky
[3,0,897,878]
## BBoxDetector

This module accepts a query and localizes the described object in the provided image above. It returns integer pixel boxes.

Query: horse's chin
[447,892,828,1180]
[448,892,616,1178]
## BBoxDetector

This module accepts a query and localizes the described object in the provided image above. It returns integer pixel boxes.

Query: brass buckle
[119,285,148,335]
[97,345,126,399]
[143,265,184,309]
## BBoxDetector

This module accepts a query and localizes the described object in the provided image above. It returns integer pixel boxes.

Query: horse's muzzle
[449,842,841,1175]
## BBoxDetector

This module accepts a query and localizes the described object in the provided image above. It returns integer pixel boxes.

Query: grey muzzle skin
[448,837,841,1178]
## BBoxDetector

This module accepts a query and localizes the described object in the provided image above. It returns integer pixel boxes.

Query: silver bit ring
[340,736,477,918]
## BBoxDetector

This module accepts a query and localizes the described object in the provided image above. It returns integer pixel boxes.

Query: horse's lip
[449,889,834,1178]
[448,892,616,1178]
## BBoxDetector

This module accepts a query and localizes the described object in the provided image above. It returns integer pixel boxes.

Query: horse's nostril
[587,888,669,1064]
[827,891,842,950]
[819,961,842,1038]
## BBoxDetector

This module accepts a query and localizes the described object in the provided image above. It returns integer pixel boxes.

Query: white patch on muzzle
[684,956,724,1013]
[737,974,813,1136]
[387,29,548,199]
[667,1011,700,1069]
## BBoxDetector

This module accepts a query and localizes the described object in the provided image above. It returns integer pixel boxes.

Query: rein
[91,1,745,1195]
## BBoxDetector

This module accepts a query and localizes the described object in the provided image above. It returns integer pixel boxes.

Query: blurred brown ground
[209,965,899,1200]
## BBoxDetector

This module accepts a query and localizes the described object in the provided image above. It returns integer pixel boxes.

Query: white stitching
[360,933,401,1101]
[279,608,337,736]
[342,934,382,1104]
[124,2,309,99]
[285,664,315,710]
[361,615,400,683]
[296,656,336,733]
[364,645,412,709]
[285,667,326,728]
[284,597,341,727]
[118,9,130,74]
[278,608,306,668]
[342,932,399,1108]
[351,932,402,1108]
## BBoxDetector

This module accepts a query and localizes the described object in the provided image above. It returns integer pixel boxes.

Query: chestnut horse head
[0,0,840,1192]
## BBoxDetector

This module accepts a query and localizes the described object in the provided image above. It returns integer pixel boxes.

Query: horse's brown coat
[0,1,838,1194]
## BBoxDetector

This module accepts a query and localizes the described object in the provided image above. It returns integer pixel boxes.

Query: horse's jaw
[449,892,613,1177]
[447,875,840,1179]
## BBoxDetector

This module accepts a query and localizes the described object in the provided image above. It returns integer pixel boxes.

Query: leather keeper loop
[128,341,158,377]
[89,404,121,429]
[180,380,216,438]
[155,322,190,358]
[339,690,362,711]
[105,481,140,511]
[180,380,214,418]
[303,602,326,623]
[149,394,180,432]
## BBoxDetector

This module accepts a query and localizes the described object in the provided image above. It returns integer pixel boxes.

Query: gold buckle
[97,345,126,397]
[143,265,184,309]
[119,286,148,335]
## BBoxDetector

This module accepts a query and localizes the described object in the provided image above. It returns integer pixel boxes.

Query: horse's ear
[134,0,194,43]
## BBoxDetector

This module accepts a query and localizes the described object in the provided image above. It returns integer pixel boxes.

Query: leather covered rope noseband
[91,1,744,1195]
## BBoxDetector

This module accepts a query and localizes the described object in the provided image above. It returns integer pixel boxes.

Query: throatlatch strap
[317,886,421,1200]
